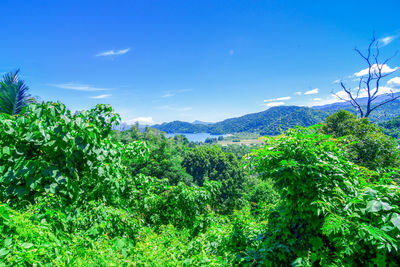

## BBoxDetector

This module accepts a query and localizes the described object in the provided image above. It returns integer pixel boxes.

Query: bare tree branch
[335,33,398,118]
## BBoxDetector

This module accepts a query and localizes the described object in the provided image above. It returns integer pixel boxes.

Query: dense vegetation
[1,96,400,264]
[379,115,400,144]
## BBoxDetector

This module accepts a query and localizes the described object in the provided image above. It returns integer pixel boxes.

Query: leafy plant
[0,102,148,205]
[0,70,35,115]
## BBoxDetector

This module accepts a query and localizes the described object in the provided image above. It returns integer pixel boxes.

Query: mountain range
[152,95,400,135]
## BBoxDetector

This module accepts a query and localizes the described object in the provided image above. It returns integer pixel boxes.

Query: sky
[1,0,400,124]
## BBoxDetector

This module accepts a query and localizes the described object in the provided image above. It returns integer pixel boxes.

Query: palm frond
[0,69,34,115]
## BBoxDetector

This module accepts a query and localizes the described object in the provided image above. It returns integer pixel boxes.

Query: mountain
[152,95,400,135]
[192,120,214,125]
[154,121,208,133]
[313,93,400,122]
[153,106,330,135]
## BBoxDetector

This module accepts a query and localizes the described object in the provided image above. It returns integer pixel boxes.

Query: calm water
[166,133,225,142]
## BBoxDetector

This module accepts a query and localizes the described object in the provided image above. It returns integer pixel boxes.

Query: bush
[182,146,245,213]
[0,102,148,205]
[320,110,400,169]
[247,126,400,265]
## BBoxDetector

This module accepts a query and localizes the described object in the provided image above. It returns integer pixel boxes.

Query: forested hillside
[154,106,330,134]
[154,95,400,135]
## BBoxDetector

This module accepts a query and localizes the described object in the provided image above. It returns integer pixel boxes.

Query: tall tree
[0,70,35,115]
[336,34,399,118]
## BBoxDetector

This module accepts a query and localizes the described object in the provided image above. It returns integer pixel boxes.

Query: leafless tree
[335,34,399,118]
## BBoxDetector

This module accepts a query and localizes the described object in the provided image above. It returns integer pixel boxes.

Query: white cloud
[161,89,192,98]
[294,91,302,95]
[127,117,154,125]
[95,48,130,57]
[264,102,285,107]
[330,77,400,104]
[51,83,110,91]
[354,64,399,77]
[313,98,322,101]
[304,88,319,95]
[379,35,397,46]
[162,93,174,98]
[332,79,341,84]
[157,105,192,111]
[90,94,111,99]
[387,77,400,89]
[264,96,291,102]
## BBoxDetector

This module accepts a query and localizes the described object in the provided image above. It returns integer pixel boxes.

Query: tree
[320,110,400,169]
[336,34,399,118]
[182,145,245,213]
[0,70,35,115]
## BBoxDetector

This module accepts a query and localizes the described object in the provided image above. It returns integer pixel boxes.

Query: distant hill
[192,120,214,125]
[313,93,400,122]
[152,95,400,135]
[153,106,330,135]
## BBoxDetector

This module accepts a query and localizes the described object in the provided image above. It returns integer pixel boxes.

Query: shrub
[247,126,400,265]
[0,102,148,205]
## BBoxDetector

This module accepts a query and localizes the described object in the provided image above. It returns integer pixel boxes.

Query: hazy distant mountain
[312,93,400,122]
[192,120,214,125]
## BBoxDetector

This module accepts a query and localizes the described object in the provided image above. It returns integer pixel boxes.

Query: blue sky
[1,0,400,124]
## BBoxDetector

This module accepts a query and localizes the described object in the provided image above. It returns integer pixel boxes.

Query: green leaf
[44,183,58,193]
[0,248,9,257]
[21,242,34,249]
[2,146,10,155]
[366,200,392,213]
[391,213,400,231]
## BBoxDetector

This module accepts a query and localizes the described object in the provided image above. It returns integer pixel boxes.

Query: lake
[166,133,225,142]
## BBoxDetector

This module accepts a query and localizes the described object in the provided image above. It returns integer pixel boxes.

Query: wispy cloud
[354,64,399,77]
[304,88,319,95]
[90,94,111,99]
[162,93,175,98]
[95,48,130,57]
[127,117,154,125]
[157,105,192,112]
[313,98,322,101]
[161,89,192,98]
[379,35,398,46]
[264,102,285,107]
[51,83,110,91]
[294,91,302,95]
[264,96,291,102]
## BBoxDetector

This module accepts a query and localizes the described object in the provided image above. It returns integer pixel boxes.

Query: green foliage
[129,174,220,234]
[321,110,400,169]
[3,97,400,265]
[246,126,400,265]
[379,115,400,143]
[183,145,245,213]
[221,144,254,160]
[0,102,148,205]
[0,70,35,115]
[246,179,279,207]
[114,127,192,185]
